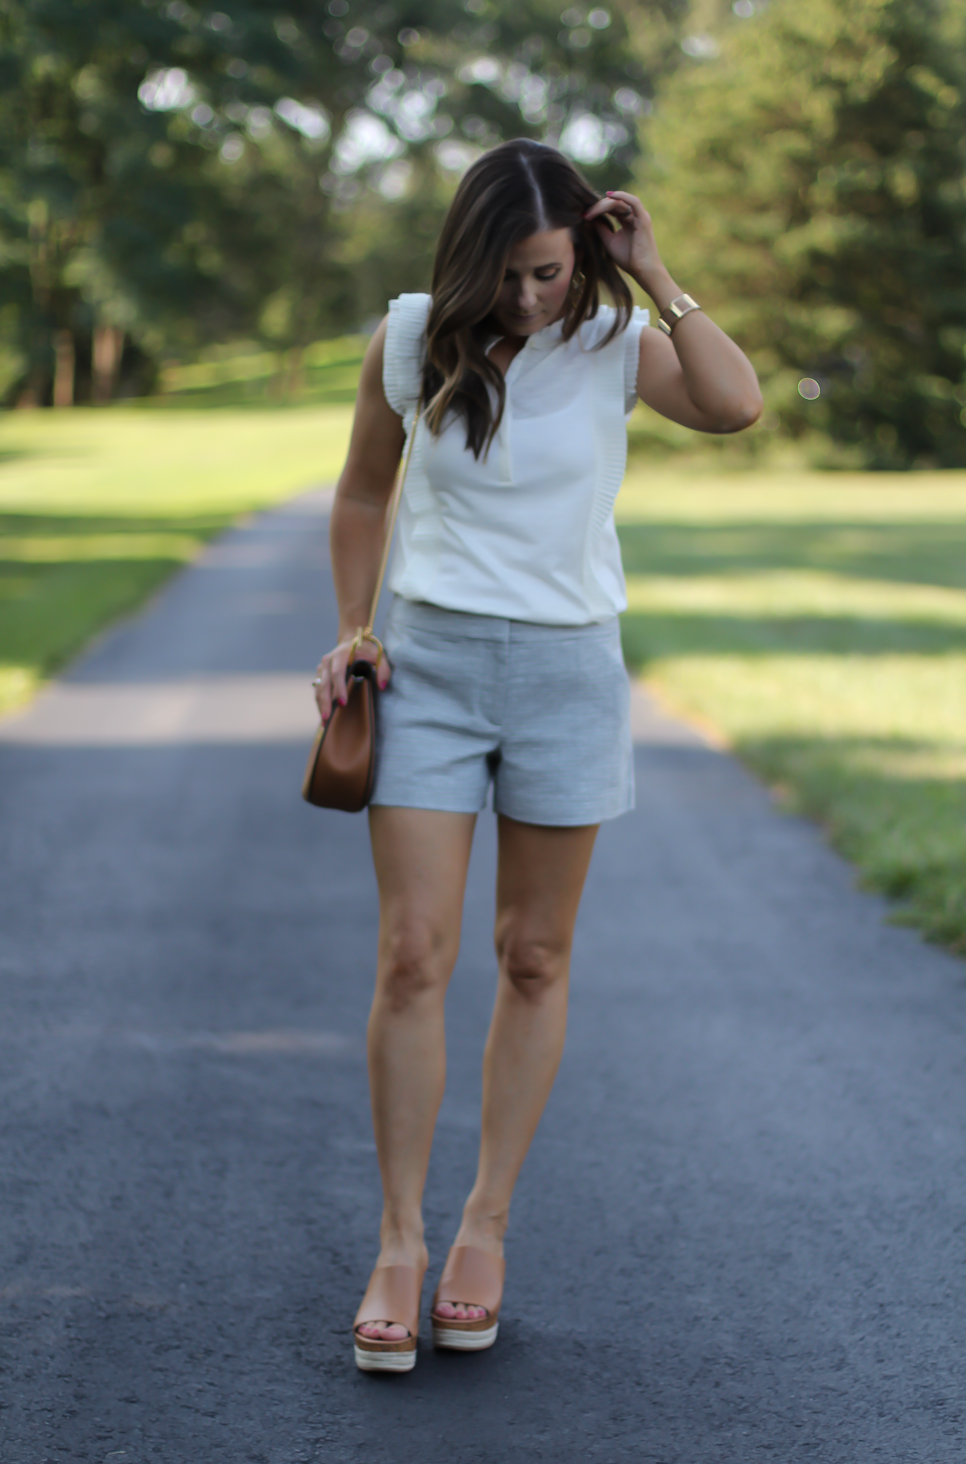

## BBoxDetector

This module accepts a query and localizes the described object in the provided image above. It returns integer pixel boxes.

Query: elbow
[715,390,764,435]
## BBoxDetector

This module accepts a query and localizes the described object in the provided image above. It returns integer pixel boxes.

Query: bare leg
[358,806,476,1341]
[435,816,598,1318]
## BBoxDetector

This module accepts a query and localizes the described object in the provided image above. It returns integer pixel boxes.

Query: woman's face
[491,227,576,339]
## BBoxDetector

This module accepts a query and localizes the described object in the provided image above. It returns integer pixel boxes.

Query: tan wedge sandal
[352,1262,427,1373]
[431,1245,505,1352]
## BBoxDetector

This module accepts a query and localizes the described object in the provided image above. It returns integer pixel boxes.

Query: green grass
[154,334,368,409]
[615,465,966,952]
[0,400,353,710]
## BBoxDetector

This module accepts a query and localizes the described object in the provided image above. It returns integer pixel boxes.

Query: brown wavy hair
[423,138,633,458]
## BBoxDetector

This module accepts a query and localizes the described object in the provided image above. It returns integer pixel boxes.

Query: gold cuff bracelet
[657,293,702,336]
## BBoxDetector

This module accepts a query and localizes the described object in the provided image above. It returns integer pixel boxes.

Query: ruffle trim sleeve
[382,292,431,417]
[623,305,650,415]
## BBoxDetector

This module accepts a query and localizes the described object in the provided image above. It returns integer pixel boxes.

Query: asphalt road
[2,490,965,1463]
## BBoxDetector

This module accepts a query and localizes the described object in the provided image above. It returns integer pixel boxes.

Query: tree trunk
[286,344,305,399]
[92,325,124,403]
[53,329,75,408]
[269,352,286,398]
[16,367,46,409]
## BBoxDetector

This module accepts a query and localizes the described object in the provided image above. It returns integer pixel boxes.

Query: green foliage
[643,0,966,468]
[0,0,681,404]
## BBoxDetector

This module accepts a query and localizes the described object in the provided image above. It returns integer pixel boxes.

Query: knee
[378,920,452,1012]
[497,932,569,1003]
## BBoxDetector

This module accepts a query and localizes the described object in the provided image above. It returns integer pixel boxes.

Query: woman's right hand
[312,631,391,724]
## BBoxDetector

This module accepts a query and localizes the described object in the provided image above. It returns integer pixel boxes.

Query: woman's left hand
[582,190,662,289]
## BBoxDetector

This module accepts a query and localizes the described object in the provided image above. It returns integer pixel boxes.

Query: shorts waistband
[387,596,617,643]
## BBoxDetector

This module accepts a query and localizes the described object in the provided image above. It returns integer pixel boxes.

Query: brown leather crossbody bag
[301,398,422,812]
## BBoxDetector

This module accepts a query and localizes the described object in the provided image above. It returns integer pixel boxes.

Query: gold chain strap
[348,395,423,665]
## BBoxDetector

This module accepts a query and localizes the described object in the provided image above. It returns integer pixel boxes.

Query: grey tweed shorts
[370,597,635,826]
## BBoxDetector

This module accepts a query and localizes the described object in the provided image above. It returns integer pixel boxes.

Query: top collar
[526,317,566,351]
[484,316,566,356]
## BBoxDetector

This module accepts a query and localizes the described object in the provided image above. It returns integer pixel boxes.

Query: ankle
[456,1199,509,1249]
[378,1215,427,1263]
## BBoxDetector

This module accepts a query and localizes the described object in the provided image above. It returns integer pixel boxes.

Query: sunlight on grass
[156,334,367,406]
[625,571,966,627]
[1,533,203,562]
[617,468,966,523]
[0,665,38,710]
[655,655,966,756]
[0,402,353,713]
[617,466,966,951]
[0,403,353,516]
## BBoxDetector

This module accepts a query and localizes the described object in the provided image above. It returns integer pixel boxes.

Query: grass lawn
[0,400,353,711]
[616,465,966,952]
[154,333,368,408]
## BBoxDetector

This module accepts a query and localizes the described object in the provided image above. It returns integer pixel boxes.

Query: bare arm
[583,190,763,433]
[313,316,406,722]
[633,273,762,433]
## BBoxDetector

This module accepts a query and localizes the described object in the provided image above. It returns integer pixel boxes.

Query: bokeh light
[798,378,821,400]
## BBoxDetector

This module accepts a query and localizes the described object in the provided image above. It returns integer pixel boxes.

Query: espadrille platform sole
[432,1318,499,1351]
[352,1261,426,1374]
[354,1339,417,1371]
[430,1244,505,1355]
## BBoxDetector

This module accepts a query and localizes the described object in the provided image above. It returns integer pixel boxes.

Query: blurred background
[4,0,966,465]
[1,0,965,949]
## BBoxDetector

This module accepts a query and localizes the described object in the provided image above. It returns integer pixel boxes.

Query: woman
[313,138,762,1372]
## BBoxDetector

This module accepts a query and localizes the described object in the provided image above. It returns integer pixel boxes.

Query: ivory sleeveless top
[382,292,648,626]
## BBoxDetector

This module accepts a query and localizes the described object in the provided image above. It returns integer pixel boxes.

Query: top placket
[499,348,527,485]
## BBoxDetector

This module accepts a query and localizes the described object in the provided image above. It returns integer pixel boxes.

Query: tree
[642,0,966,467]
[137,0,685,370]
[0,1,244,404]
[0,0,687,404]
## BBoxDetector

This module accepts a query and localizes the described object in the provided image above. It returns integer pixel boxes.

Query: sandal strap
[353,1264,424,1338]
[434,1245,505,1316]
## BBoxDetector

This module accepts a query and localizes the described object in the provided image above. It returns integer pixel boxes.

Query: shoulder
[576,302,650,351]
[383,293,431,416]
[571,303,650,415]
[387,292,432,330]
